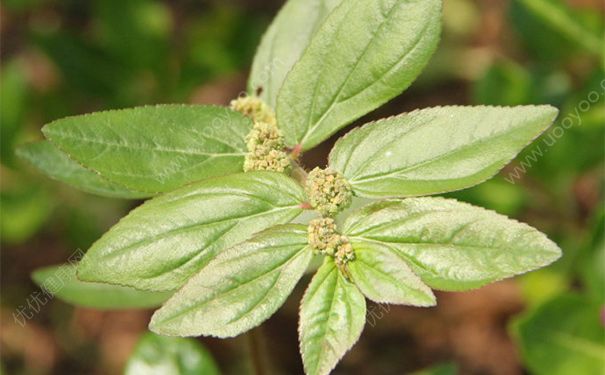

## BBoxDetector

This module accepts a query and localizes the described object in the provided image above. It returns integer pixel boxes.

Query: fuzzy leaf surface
[348,240,435,306]
[248,0,342,107]
[150,225,312,337]
[78,172,304,291]
[329,105,558,198]
[42,105,251,193]
[32,264,170,309]
[343,198,561,291]
[277,0,442,150]
[299,259,366,375]
[17,141,149,199]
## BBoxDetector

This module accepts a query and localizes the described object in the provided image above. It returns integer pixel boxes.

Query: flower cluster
[229,95,277,126]
[230,96,290,173]
[305,167,353,217]
[307,217,355,277]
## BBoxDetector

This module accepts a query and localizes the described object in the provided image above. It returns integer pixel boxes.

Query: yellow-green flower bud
[305,167,353,217]
[244,148,291,172]
[334,238,355,266]
[307,218,340,255]
[307,218,356,278]
[230,96,276,126]
[243,121,290,173]
[246,121,283,151]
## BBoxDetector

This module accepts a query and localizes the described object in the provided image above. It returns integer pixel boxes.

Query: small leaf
[17,141,149,199]
[150,225,312,337]
[512,293,605,375]
[299,259,366,375]
[78,172,305,291]
[329,105,559,198]
[42,105,251,193]
[348,240,435,306]
[125,332,220,375]
[248,0,343,107]
[343,198,561,291]
[277,0,442,150]
[31,264,170,309]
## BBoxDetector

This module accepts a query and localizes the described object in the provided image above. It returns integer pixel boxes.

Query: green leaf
[17,141,149,199]
[78,172,305,291]
[513,0,603,56]
[512,293,605,375]
[42,105,251,194]
[348,240,435,306]
[248,0,342,107]
[1,59,28,166]
[277,0,442,150]
[329,105,558,198]
[299,259,366,375]
[0,184,53,245]
[343,198,561,291]
[150,225,312,337]
[32,264,170,309]
[125,333,220,375]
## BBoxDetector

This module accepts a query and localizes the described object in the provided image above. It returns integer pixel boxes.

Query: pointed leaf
[348,240,435,306]
[125,333,220,375]
[277,0,442,150]
[32,264,170,309]
[299,259,366,375]
[78,172,304,291]
[248,0,343,107]
[329,105,559,198]
[343,198,561,291]
[17,141,149,199]
[150,225,312,337]
[42,105,251,193]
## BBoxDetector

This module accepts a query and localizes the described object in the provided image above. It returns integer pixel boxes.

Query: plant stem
[246,327,269,375]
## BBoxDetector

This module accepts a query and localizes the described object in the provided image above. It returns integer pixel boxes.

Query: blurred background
[1,0,603,374]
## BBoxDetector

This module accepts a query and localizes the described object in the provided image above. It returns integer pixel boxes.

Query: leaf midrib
[47,130,246,157]
[158,246,307,324]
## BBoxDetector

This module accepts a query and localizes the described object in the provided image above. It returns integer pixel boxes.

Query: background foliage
[1,0,603,374]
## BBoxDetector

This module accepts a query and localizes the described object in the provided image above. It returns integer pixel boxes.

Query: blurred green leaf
[17,141,150,199]
[513,293,605,375]
[1,60,29,166]
[579,209,605,303]
[33,31,129,99]
[32,263,171,309]
[95,0,171,69]
[473,60,532,106]
[0,184,53,245]
[125,333,220,375]
[519,270,568,306]
[510,0,603,60]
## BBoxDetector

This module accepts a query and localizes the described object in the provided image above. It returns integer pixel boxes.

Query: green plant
[22,0,564,374]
